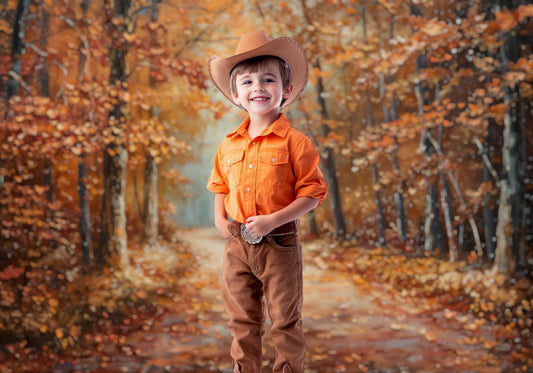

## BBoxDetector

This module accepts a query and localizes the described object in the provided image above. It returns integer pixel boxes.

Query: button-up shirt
[207,114,328,224]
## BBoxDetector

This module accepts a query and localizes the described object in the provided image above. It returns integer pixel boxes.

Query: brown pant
[223,221,305,373]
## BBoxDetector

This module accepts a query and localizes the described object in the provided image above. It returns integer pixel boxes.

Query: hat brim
[209,37,309,108]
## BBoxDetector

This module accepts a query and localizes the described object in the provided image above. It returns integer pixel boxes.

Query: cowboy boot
[282,363,292,373]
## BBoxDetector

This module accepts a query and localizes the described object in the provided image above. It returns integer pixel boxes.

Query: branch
[426,133,483,256]
[473,136,500,185]
[8,71,32,93]
[53,61,68,99]
[25,42,48,57]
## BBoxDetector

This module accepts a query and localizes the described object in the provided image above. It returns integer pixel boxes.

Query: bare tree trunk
[417,69,443,253]
[383,12,407,244]
[6,0,29,105]
[78,154,94,266]
[315,66,346,239]
[143,153,158,245]
[436,88,459,261]
[300,0,346,240]
[363,4,385,246]
[97,0,132,271]
[481,135,498,261]
[142,0,161,245]
[494,0,527,275]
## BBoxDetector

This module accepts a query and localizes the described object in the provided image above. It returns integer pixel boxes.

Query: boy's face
[231,59,293,117]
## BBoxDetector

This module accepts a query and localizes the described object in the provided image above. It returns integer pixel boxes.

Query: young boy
[206,31,328,373]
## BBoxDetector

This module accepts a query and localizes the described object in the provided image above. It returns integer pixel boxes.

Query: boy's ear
[283,83,294,99]
[231,91,241,106]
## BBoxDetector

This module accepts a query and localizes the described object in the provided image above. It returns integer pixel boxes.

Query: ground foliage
[1,231,533,372]
[306,239,533,369]
[0,222,201,372]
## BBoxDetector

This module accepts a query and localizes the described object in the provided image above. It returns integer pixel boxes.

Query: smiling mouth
[251,97,269,102]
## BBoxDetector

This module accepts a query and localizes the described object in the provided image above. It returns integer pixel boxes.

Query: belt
[240,220,298,244]
[268,220,298,236]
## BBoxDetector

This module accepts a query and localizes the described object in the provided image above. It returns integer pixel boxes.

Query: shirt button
[252,142,256,145]
[271,157,276,163]
[246,187,251,192]
[248,164,253,168]
[227,159,231,164]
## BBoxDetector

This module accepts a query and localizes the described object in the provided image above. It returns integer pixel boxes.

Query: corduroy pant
[222,221,305,373]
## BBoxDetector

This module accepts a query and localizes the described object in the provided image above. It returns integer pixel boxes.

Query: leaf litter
[0,230,532,372]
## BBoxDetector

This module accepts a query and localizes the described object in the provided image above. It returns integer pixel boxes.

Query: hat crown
[235,31,272,55]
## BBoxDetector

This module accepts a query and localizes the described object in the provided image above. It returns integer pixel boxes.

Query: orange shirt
[207,114,328,224]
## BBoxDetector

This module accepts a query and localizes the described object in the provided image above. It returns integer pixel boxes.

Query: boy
[207,31,328,373]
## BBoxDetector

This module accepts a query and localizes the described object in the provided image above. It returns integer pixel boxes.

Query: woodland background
[1,0,533,371]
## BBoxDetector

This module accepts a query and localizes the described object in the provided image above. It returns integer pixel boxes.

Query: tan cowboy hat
[208,30,309,108]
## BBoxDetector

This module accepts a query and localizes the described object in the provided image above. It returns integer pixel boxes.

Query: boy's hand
[245,215,277,237]
[215,217,236,240]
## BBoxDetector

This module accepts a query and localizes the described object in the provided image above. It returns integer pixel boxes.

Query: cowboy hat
[208,31,309,108]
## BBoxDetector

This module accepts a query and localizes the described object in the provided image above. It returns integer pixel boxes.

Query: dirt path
[175,227,512,373]
[55,227,517,372]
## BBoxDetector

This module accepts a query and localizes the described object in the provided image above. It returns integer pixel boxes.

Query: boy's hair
[230,56,292,107]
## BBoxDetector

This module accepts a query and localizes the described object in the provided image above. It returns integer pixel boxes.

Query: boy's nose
[253,83,265,91]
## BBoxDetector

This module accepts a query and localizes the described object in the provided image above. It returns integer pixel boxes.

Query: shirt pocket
[258,148,291,188]
[222,149,244,188]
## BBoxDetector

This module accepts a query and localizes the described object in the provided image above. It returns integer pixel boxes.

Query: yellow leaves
[123,32,136,43]
[0,19,11,33]
[55,328,64,339]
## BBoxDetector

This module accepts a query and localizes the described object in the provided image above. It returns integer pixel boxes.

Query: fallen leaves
[0,265,25,280]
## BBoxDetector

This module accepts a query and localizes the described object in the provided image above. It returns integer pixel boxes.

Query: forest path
[55,227,513,372]
[170,227,509,373]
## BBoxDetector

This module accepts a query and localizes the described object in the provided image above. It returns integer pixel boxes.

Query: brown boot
[282,363,292,373]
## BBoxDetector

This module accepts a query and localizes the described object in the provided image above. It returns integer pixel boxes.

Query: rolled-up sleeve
[207,149,230,195]
[293,137,328,205]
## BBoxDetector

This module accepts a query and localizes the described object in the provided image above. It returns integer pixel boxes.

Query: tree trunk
[4,0,29,121]
[384,12,407,244]
[494,0,527,275]
[482,136,497,262]
[371,164,386,246]
[437,90,459,260]
[364,4,385,246]
[307,210,319,238]
[315,61,346,239]
[98,146,128,270]
[143,153,158,245]
[96,0,131,271]
[417,72,442,252]
[300,0,346,239]
[78,154,94,267]
[142,0,161,245]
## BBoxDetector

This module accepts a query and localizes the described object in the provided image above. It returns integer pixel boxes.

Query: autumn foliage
[1,0,533,371]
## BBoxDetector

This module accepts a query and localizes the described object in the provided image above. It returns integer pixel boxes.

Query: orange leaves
[0,265,25,281]
[495,10,518,34]
[309,67,332,85]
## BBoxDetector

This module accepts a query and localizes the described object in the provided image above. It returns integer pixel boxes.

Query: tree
[96,0,132,271]
[493,1,530,275]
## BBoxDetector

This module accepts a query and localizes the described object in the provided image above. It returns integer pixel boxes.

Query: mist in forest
[174,110,236,227]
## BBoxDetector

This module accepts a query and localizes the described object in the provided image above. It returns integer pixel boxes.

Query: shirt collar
[227,114,291,139]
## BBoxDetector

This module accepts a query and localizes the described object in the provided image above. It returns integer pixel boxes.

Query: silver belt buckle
[240,224,263,244]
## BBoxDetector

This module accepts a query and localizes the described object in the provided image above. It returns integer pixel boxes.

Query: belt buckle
[240,224,263,244]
